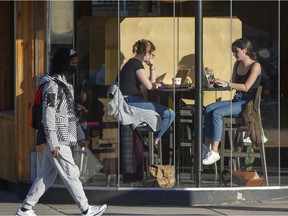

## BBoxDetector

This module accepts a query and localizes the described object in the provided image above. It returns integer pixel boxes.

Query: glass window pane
[54,0,283,189]
[215,1,280,187]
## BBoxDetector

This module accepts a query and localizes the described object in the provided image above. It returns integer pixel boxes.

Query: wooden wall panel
[14,1,46,182]
[0,113,16,183]
[36,2,47,81]
[15,1,35,182]
[0,1,13,110]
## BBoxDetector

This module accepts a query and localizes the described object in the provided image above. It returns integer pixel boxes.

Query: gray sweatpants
[22,144,89,212]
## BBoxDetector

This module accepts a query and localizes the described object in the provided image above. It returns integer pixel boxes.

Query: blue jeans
[124,96,175,140]
[204,93,253,141]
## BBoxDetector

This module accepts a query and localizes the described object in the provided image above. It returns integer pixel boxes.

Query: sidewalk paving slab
[1,190,288,215]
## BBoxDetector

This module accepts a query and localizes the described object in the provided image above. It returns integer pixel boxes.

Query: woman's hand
[213,78,229,87]
[145,57,154,67]
[154,82,163,89]
[213,78,226,84]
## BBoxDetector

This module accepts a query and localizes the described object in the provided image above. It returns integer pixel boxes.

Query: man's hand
[78,140,88,148]
[52,149,59,157]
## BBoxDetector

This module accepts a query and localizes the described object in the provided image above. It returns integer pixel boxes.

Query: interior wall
[77,16,113,85]
[104,17,241,105]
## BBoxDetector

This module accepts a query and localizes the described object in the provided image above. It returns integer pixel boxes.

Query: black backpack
[30,79,63,145]
[29,83,47,129]
[29,82,48,145]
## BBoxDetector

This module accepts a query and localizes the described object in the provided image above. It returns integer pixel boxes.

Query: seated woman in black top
[118,39,175,146]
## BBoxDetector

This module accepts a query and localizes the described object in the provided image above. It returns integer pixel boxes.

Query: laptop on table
[160,68,192,89]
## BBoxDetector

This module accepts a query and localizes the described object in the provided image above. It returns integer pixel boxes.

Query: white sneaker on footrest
[203,151,220,165]
[202,145,211,160]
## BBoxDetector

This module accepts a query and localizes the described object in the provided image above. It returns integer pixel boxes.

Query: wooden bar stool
[179,106,195,180]
[219,86,268,186]
[138,123,162,177]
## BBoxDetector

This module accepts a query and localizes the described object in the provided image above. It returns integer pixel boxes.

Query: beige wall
[105,17,241,105]
[79,16,242,105]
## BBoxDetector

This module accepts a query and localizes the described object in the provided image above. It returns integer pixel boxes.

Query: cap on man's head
[51,47,77,74]
[69,49,77,58]
[53,47,77,61]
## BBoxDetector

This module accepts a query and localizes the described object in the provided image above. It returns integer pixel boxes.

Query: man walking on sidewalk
[15,47,107,216]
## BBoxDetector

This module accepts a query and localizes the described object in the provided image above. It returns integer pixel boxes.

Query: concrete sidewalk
[1,190,288,216]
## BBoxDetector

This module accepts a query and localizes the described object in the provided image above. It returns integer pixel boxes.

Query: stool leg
[214,162,218,177]
[144,153,149,178]
[158,140,162,165]
[219,121,227,187]
[148,131,154,165]
[260,139,269,186]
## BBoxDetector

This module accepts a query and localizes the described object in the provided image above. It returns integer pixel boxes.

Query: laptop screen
[156,73,166,83]
[203,67,215,87]
[175,69,190,84]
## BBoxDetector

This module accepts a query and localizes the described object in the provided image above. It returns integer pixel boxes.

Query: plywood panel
[105,18,120,85]
[77,16,109,84]
[89,17,108,78]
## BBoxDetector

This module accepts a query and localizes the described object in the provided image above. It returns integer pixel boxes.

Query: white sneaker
[82,204,108,216]
[202,145,211,160]
[15,208,37,216]
[203,151,220,165]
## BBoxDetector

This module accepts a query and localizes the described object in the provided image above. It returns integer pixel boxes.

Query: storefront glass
[46,0,283,189]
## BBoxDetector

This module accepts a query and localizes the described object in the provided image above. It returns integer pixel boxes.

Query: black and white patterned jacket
[39,74,85,152]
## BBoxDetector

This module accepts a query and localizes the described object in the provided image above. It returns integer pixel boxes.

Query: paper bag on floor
[223,170,265,186]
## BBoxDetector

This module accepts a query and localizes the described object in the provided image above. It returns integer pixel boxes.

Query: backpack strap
[34,83,47,104]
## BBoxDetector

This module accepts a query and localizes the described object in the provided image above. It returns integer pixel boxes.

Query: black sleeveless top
[234,61,261,96]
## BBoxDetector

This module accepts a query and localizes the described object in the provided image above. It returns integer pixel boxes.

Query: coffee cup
[172,77,182,85]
